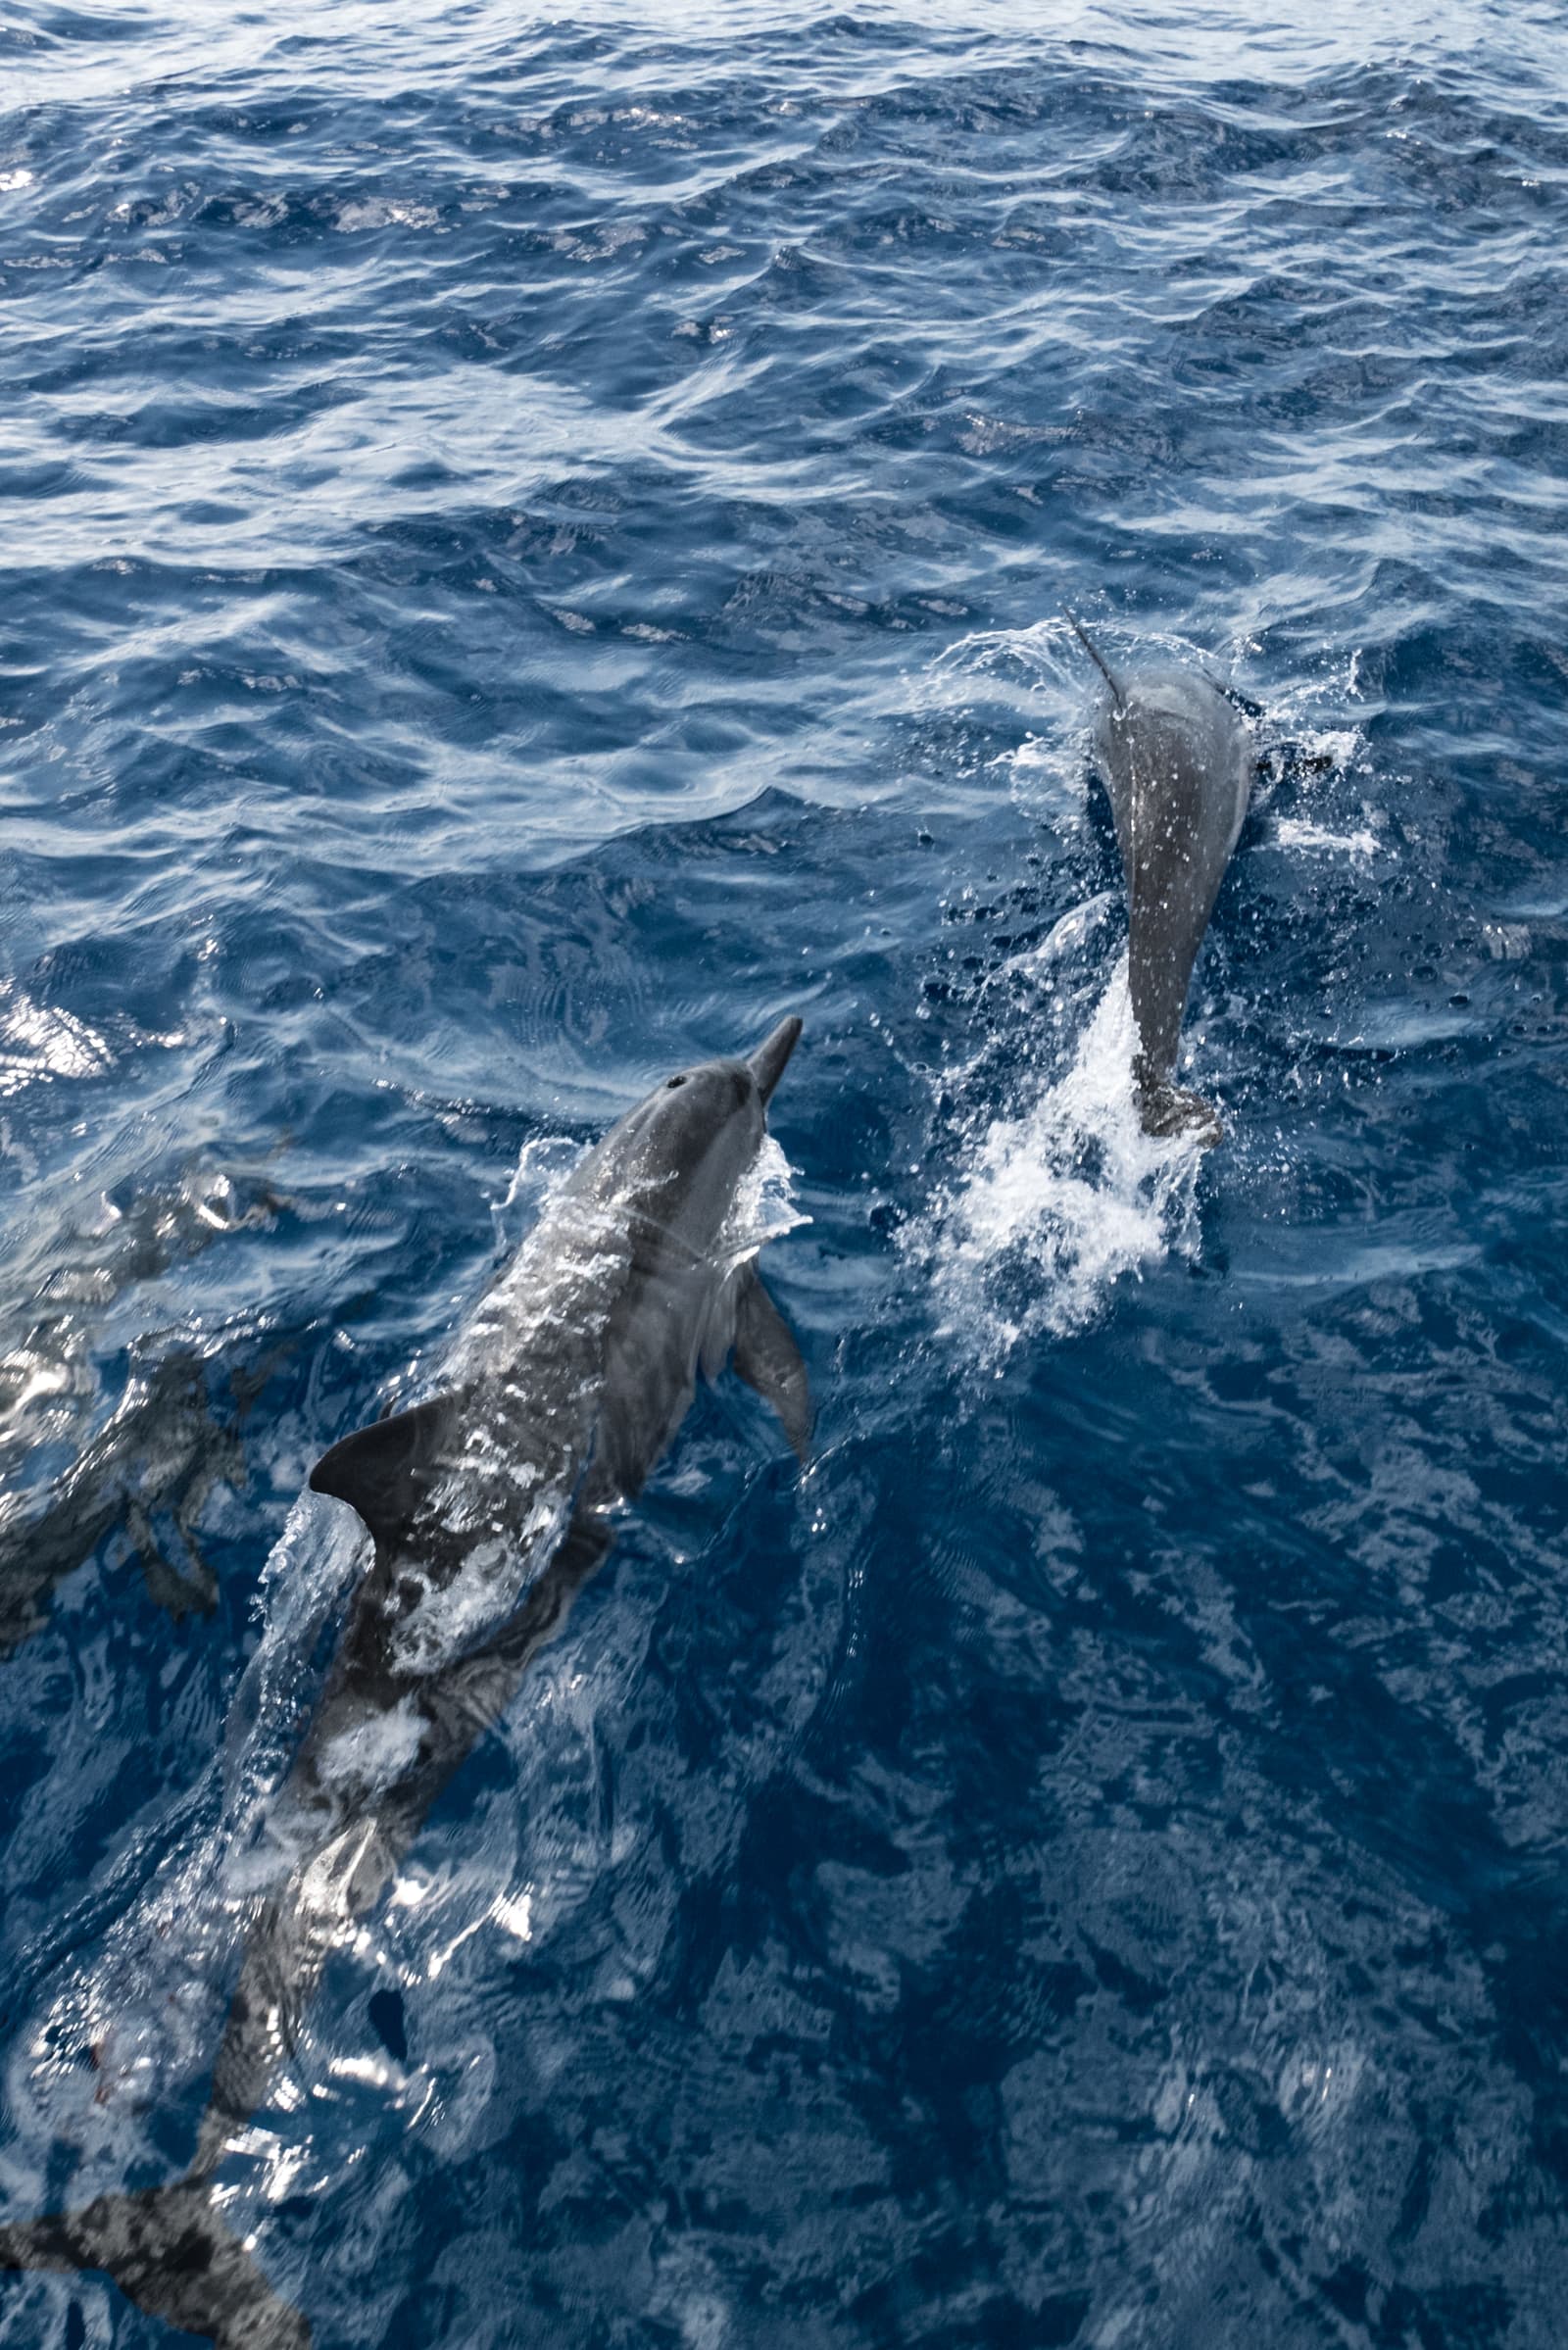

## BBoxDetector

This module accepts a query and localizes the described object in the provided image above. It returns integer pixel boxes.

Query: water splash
[716,1133,810,1269]
[924,955,1204,1359]
[1275,816,1380,861]
[489,1134,586,1260]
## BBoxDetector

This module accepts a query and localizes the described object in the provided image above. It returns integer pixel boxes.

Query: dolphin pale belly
[1070,619,1253,1144]
[0,1020,810,2349]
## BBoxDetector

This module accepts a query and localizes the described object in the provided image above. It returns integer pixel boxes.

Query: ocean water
[3,0,1568,2342]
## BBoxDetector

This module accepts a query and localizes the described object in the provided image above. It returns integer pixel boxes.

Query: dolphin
[0,1018,810,2350]
[1068,617,1252,1145]
[0,1346,268,1656]
[0,1164,286,1655]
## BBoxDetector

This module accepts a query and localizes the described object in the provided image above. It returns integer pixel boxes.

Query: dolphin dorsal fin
[309,1397,452,1555]
[733,1272,812,1463]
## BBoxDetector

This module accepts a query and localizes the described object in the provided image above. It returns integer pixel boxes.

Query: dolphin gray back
[0,1021,811,2350]
[1092,666,1252,1094]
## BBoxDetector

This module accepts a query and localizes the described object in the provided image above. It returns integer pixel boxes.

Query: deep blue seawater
[4,1,1568,2342]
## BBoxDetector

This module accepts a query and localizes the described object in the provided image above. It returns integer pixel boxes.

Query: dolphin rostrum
[0,1018,810,2350]
[1068,616,1252,1145]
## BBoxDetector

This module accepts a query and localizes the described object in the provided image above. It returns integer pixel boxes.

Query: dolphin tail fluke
[0,2179,310,2348]
[1062,610,1127,710]
[1136,1072,1225,1151]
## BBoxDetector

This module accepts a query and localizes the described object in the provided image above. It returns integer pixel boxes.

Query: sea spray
[923,953,1205,1358]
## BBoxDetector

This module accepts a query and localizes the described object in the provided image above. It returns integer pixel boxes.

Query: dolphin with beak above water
[0,1018,810,2350]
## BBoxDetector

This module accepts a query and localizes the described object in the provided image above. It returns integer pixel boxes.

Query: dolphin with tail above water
[1068,616,1253,1146]
[0,1018,810,2350]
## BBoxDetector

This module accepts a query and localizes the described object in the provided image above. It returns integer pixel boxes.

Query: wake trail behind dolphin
[923,947,1204,1356]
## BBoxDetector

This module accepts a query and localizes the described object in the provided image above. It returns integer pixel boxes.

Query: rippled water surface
[4,0,1568,2342]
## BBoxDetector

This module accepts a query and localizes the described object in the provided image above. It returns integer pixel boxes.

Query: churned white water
[924,952,1205,1357]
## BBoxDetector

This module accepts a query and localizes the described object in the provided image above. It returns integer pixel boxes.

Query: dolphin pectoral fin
[308,1397,452,1555]
[126,1499,220,1620]
[733,1274,812,1463]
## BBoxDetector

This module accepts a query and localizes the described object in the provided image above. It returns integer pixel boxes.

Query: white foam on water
[1275,816,1380,860]
[333,197,439,231]
[1286,723,1362,770]
[923,955,1205,1359]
